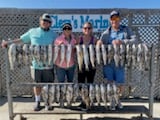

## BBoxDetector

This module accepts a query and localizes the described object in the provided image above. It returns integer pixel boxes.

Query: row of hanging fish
[76,43,150,71]
[41,83,120,110]
[8,43,150,71]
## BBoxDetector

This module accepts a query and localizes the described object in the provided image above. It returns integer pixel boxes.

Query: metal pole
[149,44,155,119]
[4,48,14,120]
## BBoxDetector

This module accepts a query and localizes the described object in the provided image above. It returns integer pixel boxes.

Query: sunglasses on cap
[63,27,72,31]
[110,16,120,21]
[83,27,92,30]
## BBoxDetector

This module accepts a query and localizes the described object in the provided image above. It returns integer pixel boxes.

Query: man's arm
[1,39,22,48]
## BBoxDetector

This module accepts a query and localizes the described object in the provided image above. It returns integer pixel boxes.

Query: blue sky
[0,0,160,9]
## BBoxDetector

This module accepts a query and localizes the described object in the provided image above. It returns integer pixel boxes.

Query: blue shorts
[56,65,75,83]
[103,62,125,84]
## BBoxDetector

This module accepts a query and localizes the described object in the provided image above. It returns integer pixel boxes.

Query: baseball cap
[110,10,120,18]
[41,13,52,23]
[62,23,72,29]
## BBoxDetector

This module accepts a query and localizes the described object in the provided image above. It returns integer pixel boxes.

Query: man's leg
[33,69,42,111]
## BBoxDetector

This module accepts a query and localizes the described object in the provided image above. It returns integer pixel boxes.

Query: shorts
[103,62,125,84]
[56,65,75,83]
[31,67,54,83]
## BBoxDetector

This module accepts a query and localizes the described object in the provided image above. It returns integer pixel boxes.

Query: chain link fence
[0,8,160,99]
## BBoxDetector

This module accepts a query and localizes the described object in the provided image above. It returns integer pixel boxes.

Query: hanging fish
[113,44,120,67]
[42,85,49,107]
[73,83,79,103]
[22,44,30,65]
[16,44,23,66]
[89,84,95,106]
[48,85,55,104]
[126,44,132,68]
[143,43,150,70]
[29,45,35,61]
[82,44,89,71]
[8,43,17,70]
[55,85,60,103]
[95,84,101,106]
[48,44,53,66]
[107,44,114,64]
[89,44,96,68]
[53,45,59,64]
[101,44,107,65]
[95,44,101,65]
[81,84,90,110]
[66,84,73,107]
[60,44,65,66]
[137,43,144,70]
[66,44,72,68]
[119,44,126,67]
[75,45,83,72]
[131,44,137,68]
[100,83,108,109]
[34,45,41,64]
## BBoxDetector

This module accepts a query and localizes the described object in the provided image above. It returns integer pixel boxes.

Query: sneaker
[45,105,53,111]
[78,102,87,111]
[117,101,123,109]
[34,101,41,111]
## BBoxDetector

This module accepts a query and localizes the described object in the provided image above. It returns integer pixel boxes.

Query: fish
[53,45,59,64]
[101,44,107,65]
[55,85,60,103]
[81,84,90,110]
[89,44,96,68]
[143,43,150,70]
[113,44,120,67]
[100,83,107,109]
[60,84,66,107]
[29,45,35,61]
[73,83,79,103]
[8,43,17,70]
[34,45,41,63]
[66,44,72,67]
[22,44,30,65]
[126,44,132,68]
[95,84,101,106]
[119,44,126,67]
[131,44,137,68]
[137,43,144,70]
[41,45,48,64]
[16,44,23,66]
[89,84,95,106]
[42,85,49,106]
[66,84,73,107]
[48,85,55,104]
[107,44,114,64]
[60,44,65,66]
[112,83,119,105]
[82,44,89,71]
[75,45,83,72]
[95,44,101,65]
[48,44,53,66]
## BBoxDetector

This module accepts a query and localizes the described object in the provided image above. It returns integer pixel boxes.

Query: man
[97,10,137,110]
[1,13,57,111]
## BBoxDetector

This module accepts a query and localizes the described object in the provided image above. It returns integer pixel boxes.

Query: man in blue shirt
[97,10,137,110]
[2,13,57,111]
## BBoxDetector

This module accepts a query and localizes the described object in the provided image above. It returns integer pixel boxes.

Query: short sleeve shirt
[20,27,58,69]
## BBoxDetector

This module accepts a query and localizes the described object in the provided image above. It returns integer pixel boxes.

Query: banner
[50,14,110,32]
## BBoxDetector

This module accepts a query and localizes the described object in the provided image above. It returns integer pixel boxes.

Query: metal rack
[4,45,156,120]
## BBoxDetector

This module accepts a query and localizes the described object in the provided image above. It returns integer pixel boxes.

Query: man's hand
[112,40,122,45]
[1,40,8,48]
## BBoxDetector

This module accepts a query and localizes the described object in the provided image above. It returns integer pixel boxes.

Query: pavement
[0,97,160,120]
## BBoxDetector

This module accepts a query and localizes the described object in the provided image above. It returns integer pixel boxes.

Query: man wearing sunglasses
[1,13,58,111]
[97,10,137,110]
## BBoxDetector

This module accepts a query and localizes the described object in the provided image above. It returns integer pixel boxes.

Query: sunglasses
[43,19,51,23]
[110,16,120,21]
[63,27,72,31]
[83,27,92,30]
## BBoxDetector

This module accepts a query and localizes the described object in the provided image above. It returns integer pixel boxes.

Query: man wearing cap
[97,10,137,110]
[1,13,58,111]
